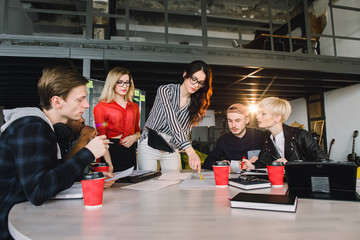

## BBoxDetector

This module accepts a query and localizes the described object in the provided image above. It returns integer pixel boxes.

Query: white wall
[325,83,360,162]
[285,98,308,131]
[283,83,360,163]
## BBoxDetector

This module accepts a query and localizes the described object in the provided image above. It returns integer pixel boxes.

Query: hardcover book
[230,192,298,213]
[229,177,271,190]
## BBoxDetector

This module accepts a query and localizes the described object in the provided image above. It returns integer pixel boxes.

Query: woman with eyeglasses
[94,67,140,172]
[137,60,213,172]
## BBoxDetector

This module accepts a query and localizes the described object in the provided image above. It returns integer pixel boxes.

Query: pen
[249,169,267,173]
[198,172,204,181]
[241,156,245,171]
[108,142,114,144]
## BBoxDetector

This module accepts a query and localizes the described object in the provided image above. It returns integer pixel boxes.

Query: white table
[8,179,360,240]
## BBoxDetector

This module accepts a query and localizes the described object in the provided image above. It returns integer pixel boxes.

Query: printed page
[158,172,192,181]
[52,182,83,199]
[177,172,216,188]
[105,166,134,182]
[191,172,214,179]
[177,178,216,188]
[230,160,241,173]
[122,180,180,191]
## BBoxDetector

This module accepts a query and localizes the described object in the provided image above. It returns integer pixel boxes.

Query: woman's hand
[185,147,201,172]
[121,133,140,148]
[102,150,113,173]
[102,171,115,188]
[275,158,288,164]
[108,164,114,174]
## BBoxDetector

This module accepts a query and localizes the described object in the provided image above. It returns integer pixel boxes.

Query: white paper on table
[105,166,134,182]
[177,178,216,188]
[122,179,180,191]
[176,172,216,188]
[192,172,214,179]
[158,172,192,181]
[52,182,83,199]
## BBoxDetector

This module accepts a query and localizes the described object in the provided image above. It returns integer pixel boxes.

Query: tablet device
[146,127,175,153]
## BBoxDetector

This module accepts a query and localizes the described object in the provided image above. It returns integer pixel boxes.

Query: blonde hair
[257,97,291,122]
[99,67,134,103]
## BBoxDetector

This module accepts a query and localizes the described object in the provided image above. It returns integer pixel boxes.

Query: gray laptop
[285,161,360,201]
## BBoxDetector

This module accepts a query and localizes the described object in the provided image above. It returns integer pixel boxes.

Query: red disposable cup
[92,163,109,172]
[213,161,230,187]
[267,163,285,188]
[81,172,105,209]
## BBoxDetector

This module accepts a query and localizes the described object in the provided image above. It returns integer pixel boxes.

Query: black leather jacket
[255,124,328,168]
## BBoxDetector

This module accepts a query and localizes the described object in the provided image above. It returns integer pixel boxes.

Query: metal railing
[0,0,359,59]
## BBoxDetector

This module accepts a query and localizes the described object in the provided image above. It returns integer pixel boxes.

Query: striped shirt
[140,84,192,150]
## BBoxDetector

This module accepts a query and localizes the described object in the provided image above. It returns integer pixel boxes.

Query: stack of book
[228,177,271,190]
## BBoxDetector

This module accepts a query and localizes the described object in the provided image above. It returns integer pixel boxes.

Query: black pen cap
[92,162,109,167]
[268,162,284,166]
[213,161,230,166]
[82,172,104,180]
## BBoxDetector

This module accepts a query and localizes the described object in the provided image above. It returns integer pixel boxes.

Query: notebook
[117,170,162,183]
[146,127,175,153]
[230,192,298,213]
[229,176,271,190]
[285,161,360,201]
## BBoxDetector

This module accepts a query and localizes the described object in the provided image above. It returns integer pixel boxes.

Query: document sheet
[122,179,180,191]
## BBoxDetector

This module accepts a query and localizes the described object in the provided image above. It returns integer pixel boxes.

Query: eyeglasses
[116,80,132,87]
[189,76,206,88]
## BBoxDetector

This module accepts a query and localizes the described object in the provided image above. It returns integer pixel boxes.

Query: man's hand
[249,155,258,164]
[241,159,255,170]
[85,135,110,159]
